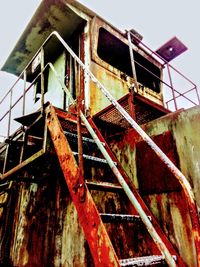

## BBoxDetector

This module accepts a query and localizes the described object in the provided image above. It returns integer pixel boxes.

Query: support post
[167,64,178,110]
[40,48,45,114]
[22,70,27,116]
[127,31,140,92]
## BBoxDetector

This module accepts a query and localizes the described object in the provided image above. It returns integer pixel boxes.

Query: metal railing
[127,30,200,111]
[0,30,200,139]
[0,31,199,266]
[46,63,177,267]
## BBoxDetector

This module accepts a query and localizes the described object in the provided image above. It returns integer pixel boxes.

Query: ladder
[46,104,186,267]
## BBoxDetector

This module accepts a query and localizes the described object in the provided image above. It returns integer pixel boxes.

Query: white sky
[0,0,199,98]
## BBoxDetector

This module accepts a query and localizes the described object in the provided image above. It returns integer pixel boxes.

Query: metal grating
[95,93,168,128]
[134,98,166,125]
[97,96,131,129]
[60,119,88,135]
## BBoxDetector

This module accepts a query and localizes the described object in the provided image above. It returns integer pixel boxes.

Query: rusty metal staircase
[45,104,186,266]
[0,31,199,266]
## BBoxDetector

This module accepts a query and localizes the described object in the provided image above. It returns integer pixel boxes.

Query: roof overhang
[1,0,94,77]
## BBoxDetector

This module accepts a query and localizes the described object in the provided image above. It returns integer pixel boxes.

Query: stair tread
[100,213,151,223]
[86,180,122,191]
[64,131,105,146]
[73,152,117,165]
[120,255,167,266]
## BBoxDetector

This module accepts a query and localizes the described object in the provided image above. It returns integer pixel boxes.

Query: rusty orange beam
[46,104,120,267]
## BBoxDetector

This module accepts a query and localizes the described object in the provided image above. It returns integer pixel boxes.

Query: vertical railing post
[40,47,45,113]
[167,64,178,110]
[76,54,85,202]
[7,89,13,138]
[22,70,27,116]
[195,86,200,105]
[127,31,140,92]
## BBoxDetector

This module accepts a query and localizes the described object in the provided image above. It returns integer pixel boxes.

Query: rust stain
[46,105,120,267]
[136,131,182,194]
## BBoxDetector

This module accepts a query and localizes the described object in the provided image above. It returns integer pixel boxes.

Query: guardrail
[127,30,200,111]
[1,31,200,139]
[0,31,199,265]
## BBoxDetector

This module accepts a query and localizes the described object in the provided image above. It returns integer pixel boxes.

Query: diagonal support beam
[45,104,120,267]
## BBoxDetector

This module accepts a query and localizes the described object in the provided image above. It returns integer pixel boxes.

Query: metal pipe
[0,64,51,123]
[134,60,197,106]
[195,86,200,105]
[40,47,45,113]
[127,31,139,92]
[167,64,178,110]
[0,72,24,105]
[128,30,197,88]
[166,86,198,104]
[7,89,13,138]
[23,70,27,115]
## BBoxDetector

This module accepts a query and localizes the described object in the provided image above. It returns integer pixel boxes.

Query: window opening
[97,27,161,93]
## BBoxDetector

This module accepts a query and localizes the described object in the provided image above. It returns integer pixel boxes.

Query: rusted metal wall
[0,106,199,266]
[2,171,88,267]
[109,105,200,267]
[0,154,159,266]
[89,61,129,115]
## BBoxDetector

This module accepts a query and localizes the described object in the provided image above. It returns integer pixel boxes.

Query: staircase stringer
[45,104,120,267]
[87,116,186,267]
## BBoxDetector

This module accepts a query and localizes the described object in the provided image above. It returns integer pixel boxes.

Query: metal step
[120,255,173,266]
[100,213,151,223]
[64,131,105,146]
[86,180,123,192]
[73,152,117,165]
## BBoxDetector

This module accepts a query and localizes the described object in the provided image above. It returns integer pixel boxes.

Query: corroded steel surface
[1,149,45,180]
[136,131,181,194]
[87,116,186,267]
[46,105,120,267]
[110,108,200,266]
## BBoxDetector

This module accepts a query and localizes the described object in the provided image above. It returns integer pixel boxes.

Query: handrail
[134,59,199,105]
[127,30,200,110]
[128,30,197,86]
[0,70,41,123]
[43,33,199,266]
[0,31,199,264]
[47,63,176,266]
[133,59,199,108]
[166,86,198,105]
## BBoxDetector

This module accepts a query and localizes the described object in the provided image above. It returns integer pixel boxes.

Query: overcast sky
[0,0,199,99]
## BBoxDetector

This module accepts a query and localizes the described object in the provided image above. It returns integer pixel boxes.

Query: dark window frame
[97,27,161,93]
